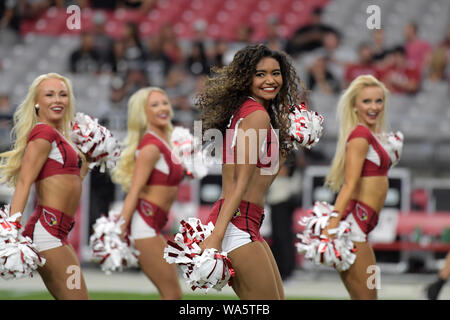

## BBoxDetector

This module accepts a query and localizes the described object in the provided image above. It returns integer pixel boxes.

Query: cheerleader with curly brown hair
[196,44,308,299]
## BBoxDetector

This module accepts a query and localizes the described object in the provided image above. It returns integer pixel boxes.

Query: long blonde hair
[0,73,76,187]
[112,87,173,192]
[325,75,389,192]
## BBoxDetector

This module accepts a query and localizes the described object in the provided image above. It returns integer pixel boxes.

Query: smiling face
[354,85,385,130]
[250,57,283,107]
[145,90,172,130]
[35,78,70,127]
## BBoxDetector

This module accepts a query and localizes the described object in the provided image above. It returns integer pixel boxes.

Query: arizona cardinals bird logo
[355,203,368,221]
[43,209,58,226]
[140,201,153,216]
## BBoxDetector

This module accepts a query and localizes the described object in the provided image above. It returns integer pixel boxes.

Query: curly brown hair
[195,44,308,158]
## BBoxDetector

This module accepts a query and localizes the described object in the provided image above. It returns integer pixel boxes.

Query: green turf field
[0,290,238,300]
[0,290,329,300]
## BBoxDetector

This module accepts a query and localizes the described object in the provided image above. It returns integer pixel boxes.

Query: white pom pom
[288,104,324,150]
[296,201,357,272]
[170,126,211,179]
[70,112,121,172]
[163,218,235,292]
[0,206,46,280]
[299,201,335,237]
[380,131,404,167]
[189,248,233,292]
[89,211,139,275]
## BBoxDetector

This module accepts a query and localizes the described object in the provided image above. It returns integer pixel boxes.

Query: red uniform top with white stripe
[27,123,81,180]
[347,124,391,177]
[136,131,184,186]
[223,97,279,168]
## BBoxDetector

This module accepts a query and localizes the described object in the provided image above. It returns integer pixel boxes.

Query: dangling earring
[35,104,39,110]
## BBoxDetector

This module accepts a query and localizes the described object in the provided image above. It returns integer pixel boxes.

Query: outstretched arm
[10,139,51,221]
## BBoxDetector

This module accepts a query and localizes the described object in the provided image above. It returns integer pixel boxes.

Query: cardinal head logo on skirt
[140,201,154,216]
[43,209,58,226]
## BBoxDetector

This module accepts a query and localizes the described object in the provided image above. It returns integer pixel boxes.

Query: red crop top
[136,131,184,187]
[347,124,391,177]
[223,97,279,169]
[27,123,81,180]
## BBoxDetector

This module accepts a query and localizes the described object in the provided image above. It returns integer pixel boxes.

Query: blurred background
[0,0,449,299]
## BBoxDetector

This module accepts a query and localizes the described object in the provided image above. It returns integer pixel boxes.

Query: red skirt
[22,205,75,249]
[207,199,265,244]
[341,199,379,234]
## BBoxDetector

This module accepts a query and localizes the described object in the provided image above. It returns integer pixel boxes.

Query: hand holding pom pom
[0,206,46,279]
[163,218,235,292]
[296,201,357,272]
[89,210,139,275]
